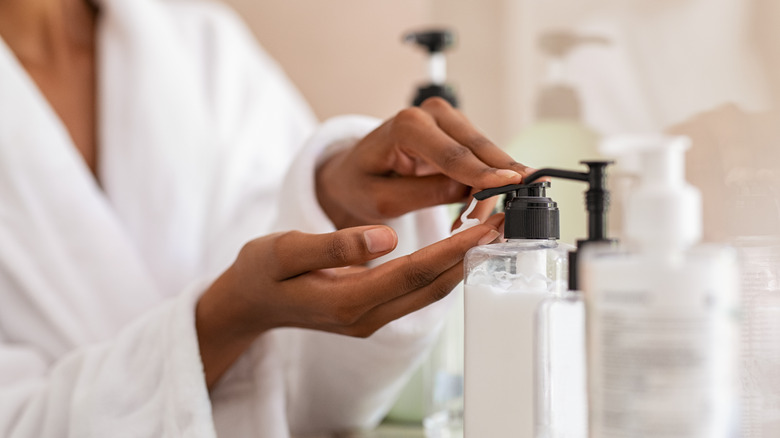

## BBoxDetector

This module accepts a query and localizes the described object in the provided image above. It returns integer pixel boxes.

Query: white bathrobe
[0,0,451,436]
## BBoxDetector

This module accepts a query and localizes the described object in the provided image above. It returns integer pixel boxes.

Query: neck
[0,0,97,64]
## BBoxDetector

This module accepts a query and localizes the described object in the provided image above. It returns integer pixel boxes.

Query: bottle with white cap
[581,136,741,438]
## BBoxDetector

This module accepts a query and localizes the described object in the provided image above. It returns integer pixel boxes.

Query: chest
[22,48,98,178]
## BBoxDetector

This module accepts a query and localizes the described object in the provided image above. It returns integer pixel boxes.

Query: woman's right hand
[195,215,503,388]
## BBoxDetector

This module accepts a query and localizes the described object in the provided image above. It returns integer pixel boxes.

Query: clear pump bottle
[529,161,614,438]
[727,181,780,437]
[581,136,740,438]
[463,182,570,438]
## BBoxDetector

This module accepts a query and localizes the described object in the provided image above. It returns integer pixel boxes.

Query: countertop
[298,423,426,438]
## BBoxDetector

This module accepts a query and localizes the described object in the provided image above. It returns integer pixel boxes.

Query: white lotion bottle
[581,136,740,438]
[464,182,571,438]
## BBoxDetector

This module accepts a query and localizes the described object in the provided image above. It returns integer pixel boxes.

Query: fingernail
[478,229,501,246]
[364,227,396,253]
[496,169,521,179]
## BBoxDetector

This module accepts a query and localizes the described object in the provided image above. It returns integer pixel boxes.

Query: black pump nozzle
[403,28,459,108]
[474,161,615,289]
[525,161,610,242]
[404,29,455,54]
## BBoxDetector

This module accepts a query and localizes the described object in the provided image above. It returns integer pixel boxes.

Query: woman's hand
[316,97,534,229]
[195,214,503,388]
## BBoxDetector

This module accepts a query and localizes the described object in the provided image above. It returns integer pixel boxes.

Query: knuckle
[429,281,454,302]
[441,145,470,168]
[403,264,439,291]
[271,230,301,253]
[329,302,363,326]
[468,135,493,151]
[322,235,352,264]
[393,106,427,128]
[420,96,450,111]
[241,233,283,274]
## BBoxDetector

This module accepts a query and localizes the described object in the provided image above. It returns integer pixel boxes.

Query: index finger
[347,220,501,308]
[418,97,535,187]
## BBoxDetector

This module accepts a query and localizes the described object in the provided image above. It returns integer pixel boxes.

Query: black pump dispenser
[500,182,560,240]
[404,29,459,108]
[474,161,614,289]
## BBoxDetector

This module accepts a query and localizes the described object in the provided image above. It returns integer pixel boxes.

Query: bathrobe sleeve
[0,285,217,437]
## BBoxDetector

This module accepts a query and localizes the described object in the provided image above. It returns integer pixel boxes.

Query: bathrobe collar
[0,0,216,350]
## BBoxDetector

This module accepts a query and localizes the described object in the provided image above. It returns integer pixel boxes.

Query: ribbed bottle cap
[504,182,560,240]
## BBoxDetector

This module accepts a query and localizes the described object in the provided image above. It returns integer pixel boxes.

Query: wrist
[195,267,265,388]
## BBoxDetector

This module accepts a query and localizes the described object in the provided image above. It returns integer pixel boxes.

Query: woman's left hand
[316,97,534,229]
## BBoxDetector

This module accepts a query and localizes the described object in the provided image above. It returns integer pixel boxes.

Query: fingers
[269,226,398,280]
[416,98,536,186]
[344,261,466,337]
[351,222,500,307]
[339,218,503,337]
[389,105,523,190]
[367,174,471,219]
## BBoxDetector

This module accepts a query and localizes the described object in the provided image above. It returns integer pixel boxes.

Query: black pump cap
[412,84,459,108]
[488,182,560,240]
[403,29,456,53]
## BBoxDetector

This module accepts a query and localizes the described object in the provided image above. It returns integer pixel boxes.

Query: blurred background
[220,0,778,142]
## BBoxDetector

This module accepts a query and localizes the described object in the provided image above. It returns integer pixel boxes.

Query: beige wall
[219,0,538,146]
[220,0,433,121]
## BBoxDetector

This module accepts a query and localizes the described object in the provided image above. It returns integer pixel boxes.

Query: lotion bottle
[463,182,571,438]
[581,136,740,438]
[726,180,780,437]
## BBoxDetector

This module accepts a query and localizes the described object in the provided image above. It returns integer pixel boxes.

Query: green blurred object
[506,120,601,246]
[384,361,426,424]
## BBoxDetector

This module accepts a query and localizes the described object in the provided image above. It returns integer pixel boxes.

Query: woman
[0,0,531,436]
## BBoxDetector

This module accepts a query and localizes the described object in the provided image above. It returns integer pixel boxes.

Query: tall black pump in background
[403,29,459,108]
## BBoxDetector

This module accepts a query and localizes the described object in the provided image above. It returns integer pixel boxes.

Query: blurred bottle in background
[505,30,608,246]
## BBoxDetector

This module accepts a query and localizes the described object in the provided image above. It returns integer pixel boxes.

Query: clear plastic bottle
[582,136,740,438]
[532,161,612,438]
[727,184,780,437]
[464,182,570,438]
[735,235,780,437]
[534,290,586,438]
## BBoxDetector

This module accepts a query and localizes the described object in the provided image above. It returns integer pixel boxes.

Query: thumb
[270,226,398,280]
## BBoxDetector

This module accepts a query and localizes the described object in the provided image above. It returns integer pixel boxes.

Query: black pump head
[403,29,456,53]
[474,182,560,240]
